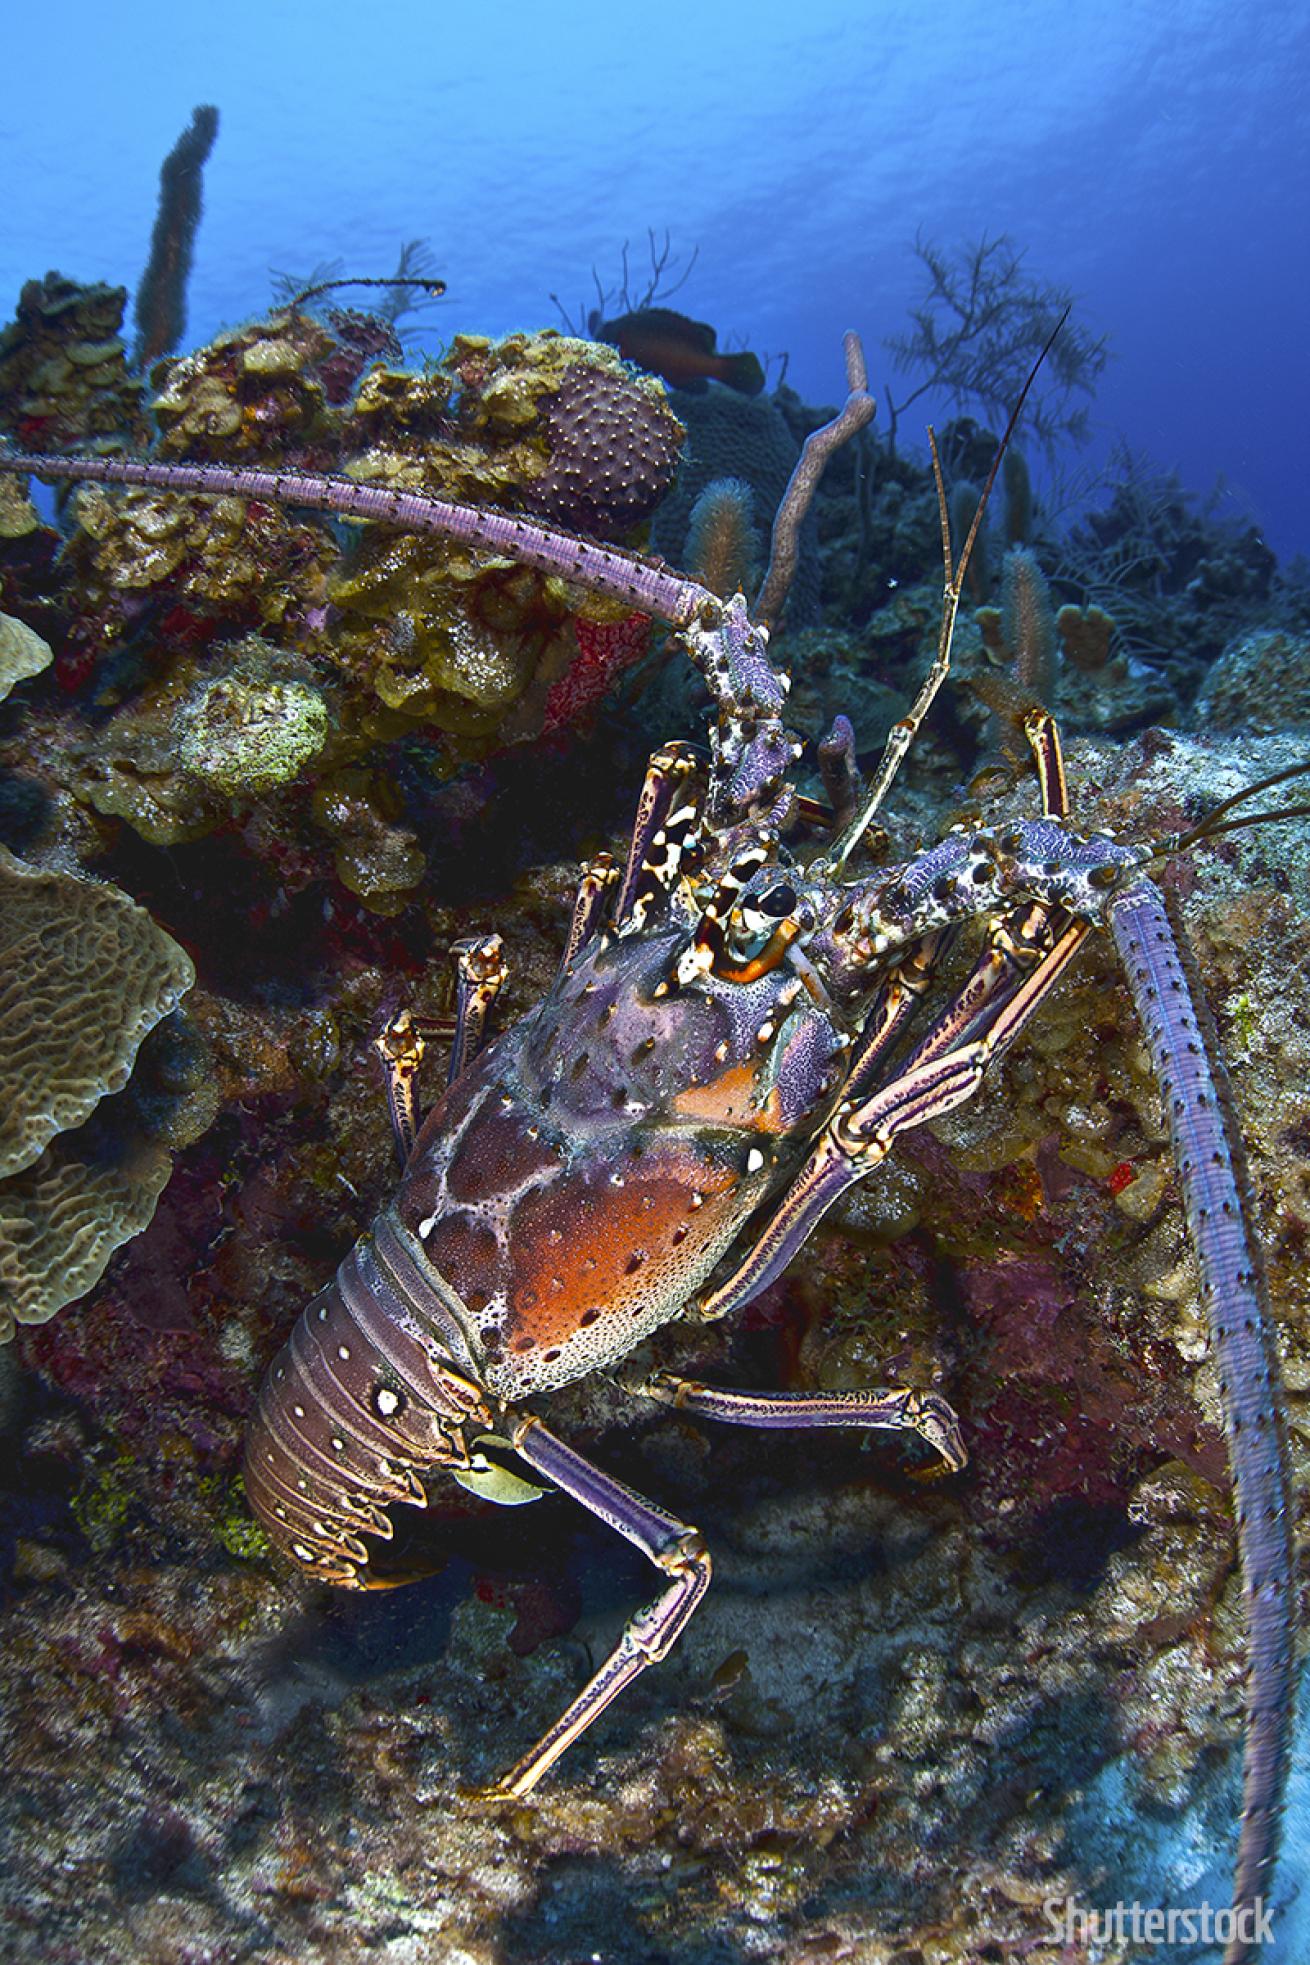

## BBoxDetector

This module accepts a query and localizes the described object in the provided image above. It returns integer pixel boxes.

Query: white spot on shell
[746,1148,765,1173]
[418,1215,438,1239]
[338,1345,351,1361]
[375,1386,401,1417]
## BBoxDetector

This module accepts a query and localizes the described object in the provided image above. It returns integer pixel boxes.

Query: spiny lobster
[0,330,1297,1965]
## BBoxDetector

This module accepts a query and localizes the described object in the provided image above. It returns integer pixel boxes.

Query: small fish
[596,306,765,396]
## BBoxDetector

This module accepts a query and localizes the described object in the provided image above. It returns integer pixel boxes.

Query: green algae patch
[177,670,329,797]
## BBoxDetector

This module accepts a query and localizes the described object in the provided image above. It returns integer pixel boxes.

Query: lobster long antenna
[827,306,1070,872]
[1110,880,1294,1965]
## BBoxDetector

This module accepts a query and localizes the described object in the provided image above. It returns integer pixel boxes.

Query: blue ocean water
[3,0,1305,558]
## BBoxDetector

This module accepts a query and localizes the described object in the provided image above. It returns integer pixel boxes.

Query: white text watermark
[1043,1897,1274,1949]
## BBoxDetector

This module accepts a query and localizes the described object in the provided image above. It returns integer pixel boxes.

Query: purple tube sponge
[133,105,220,372]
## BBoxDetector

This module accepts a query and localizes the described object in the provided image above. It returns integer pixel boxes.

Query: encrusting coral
[0,611,51,701]
[0,273,149,456]
[175,646,329,798]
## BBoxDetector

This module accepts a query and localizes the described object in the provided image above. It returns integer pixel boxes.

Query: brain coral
[0,848,195,1179]
[0,1014,215,1338]
[0,848,203,1336]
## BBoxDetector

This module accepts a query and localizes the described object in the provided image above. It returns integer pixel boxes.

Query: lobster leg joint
[488,1416,713,1797]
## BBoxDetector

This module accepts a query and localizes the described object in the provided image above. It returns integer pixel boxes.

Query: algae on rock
[0,614,51,703]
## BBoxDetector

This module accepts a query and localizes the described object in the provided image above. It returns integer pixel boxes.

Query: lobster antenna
[289,275,447,309]
[827,305,1070,871]
[1154,758,1310,854]
[1166,802,1310,847]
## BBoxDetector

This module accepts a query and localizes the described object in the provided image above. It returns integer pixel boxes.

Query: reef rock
[1192,627,1310,734]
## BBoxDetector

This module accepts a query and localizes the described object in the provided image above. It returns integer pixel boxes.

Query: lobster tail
[242,1216,491,1585]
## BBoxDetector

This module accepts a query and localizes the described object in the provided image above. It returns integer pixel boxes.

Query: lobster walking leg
[491,1415,712,1797]
[611,742,702,927]
[374,1012,447,1165]
[374,936,507,1162]
[445,934,507,1086]
[631,1372,966,1472]
[559,854,618,974]
[695,918,1090,1323]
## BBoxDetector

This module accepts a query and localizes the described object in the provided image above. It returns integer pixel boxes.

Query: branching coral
[884,233,1107,458]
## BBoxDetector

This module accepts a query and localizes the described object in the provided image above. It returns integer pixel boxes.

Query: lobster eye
[758,882,797,918]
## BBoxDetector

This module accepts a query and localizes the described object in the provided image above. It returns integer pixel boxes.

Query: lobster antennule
[825,306,1072,872]
[1151,756,1310,855]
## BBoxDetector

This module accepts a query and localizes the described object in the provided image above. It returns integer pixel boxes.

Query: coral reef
[0,273,148,455]
[1051,447,1280,689]
[652,385,819,620]
[0,272,1308,1964]
[0,725,1304,1964]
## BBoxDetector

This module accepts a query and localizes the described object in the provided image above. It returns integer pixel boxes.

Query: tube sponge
[133,105,220,371]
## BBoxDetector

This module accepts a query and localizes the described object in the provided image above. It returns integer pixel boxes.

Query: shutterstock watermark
[1043,1897,1275,1949]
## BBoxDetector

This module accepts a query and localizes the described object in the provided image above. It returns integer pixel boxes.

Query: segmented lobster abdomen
[242,1209,492,1585]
